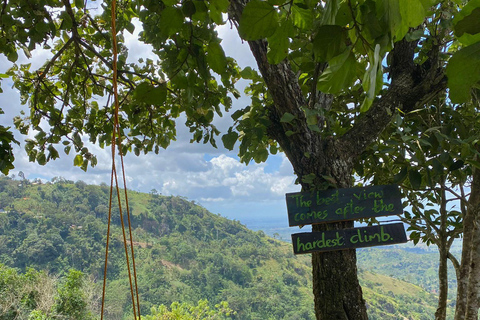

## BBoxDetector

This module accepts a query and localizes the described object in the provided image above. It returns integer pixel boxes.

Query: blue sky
[0,19,301,230]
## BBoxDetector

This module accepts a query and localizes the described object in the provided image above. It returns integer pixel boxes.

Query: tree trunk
[465,220,480,320]
[305,141,367,320]
[312,221,367,320]
[436,247,449,320]
[455,151,480,320]
[455,199,474,320]
[436,186,448,320]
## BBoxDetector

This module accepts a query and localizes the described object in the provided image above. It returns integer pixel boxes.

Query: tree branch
[340,38,447,160]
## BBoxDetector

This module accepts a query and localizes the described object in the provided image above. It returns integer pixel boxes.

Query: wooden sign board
[291,223,407,254]
[286,185,402,227]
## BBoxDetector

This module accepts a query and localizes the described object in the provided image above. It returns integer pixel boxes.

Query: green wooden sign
[286,185,402,227]
[291,223,407,254]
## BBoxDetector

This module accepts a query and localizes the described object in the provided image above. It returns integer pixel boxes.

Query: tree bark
[436,247,449,320]
[456,150,480,320]
[465,222,480,320]
[435,187,448,320]
[312,221,367,320]
[464,163,480,320]
[455,222,473,319]
[455,198,474,320]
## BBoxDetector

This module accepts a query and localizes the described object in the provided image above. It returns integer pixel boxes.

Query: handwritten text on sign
[291,223,407,254]
[286,185,402,227]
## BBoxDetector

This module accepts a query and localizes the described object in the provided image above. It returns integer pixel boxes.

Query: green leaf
[267,20,293,64]
[6,50,18,63]
[238,0,279,40]
[399,0,426,35]
[20,45,32,59]
[60,11,73,30]
[467,159,480,170]
[321,0,340,25]
[408,169,422,189]
[240,67,259,80]
[302,173,316,185]
[159,7,184,37]
[291,3,313,30]
[74,154,83,167]
[360,98,374,113]
[446,41,480,103]
[125,22,135,34]
[361,44,382,112]
[222,131,238,150]
[206,42,227,74]
[360,0,384,41]
[132,82,167,105]
[37,152,47,166]
[313,25,346,62]
[376,0,402,38]
[336,1,353,26]
[393,167,408,183]
[453,0,480,45]
[212,0,230,12]
[208,1,224,24]
[47,145,59,160]
[455,7,480,37]
[449,160,465,172]
[74,0,84,8]
[317,48,358,94]
[280,112,296,123]
[182,1,197,17]
[192,1,208,21]
[253,149,268,163]
[377,0,426,40]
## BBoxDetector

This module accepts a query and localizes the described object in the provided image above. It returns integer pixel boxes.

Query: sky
[0,18,301,229]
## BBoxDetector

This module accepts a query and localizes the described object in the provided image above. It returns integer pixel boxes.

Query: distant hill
[0,176,449,319]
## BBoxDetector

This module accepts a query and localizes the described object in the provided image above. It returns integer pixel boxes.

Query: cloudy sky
[0,19,300,228]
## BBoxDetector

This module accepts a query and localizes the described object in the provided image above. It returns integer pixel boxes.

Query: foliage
[358,246,459,301]
[0,0,475,170]
[144,300,234,320]
[359,268,455,320]
[55,269,95,320]
[0,263,96,320]
[0,122,18,176]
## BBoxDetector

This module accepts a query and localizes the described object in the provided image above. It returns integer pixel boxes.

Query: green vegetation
[0,176,455,319]
[359,269,454,320]
[144,300,234,320]
[0,175,314,319]
[358,247,459,301]
[0,265,97,319]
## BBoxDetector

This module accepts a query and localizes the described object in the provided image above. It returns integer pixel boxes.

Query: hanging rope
[100,0,141,318]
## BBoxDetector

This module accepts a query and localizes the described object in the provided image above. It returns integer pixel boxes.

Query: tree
[2,0,480,319]
[358,98,480,320]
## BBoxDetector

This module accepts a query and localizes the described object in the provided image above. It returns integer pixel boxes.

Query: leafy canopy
[0,0,478,172]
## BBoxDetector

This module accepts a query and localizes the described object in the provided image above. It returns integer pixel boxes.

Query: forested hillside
[0,176,451,319]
